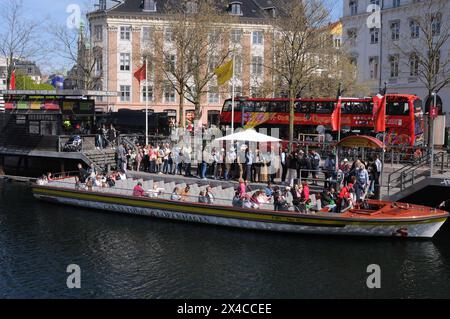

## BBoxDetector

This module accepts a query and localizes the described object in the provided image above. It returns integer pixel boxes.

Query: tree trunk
[179,87,185,128]
[195,99,202,123]
[289,87,295,152]
[427,89,432,147]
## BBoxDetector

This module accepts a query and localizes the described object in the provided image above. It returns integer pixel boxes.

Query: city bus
[219,94,424,147]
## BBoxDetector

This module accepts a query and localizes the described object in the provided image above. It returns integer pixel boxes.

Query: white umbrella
[215,129,282,142]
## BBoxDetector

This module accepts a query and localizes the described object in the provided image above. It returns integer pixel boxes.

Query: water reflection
[0,181,449,298]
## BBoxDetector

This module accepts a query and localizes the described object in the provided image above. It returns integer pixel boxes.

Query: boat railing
[41,177,283,210]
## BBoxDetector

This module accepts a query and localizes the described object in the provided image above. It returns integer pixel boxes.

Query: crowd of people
[115,142,282,183]
[39,140,383,215]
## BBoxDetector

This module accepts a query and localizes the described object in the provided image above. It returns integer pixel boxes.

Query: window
[143,0,156,12]
[164,83,176,103]
[120,53,130,71]
[185,1,198,13]
[229,85,242,97]
[391,21,400,41]
[142,27,152,42]
[393,0,400,7]
[208,56,219,74]
[231,29,242,44]
[334,38,341,48]
[349,0,358,16]
[96,56,103,74]
[387,100,410,116]
[165,54,176,73]
[370,28,379,44]
[409,54,419,76]
[207,110,220,126]
[251,86,261,98]
[341,101,373,114]
[94,25,102,41]
[389,55,399,78]
[347,29,357,46]
[120,85,131,102]
[234,55,243,76]
[141,84,153,102]
[410,19,420,38]
[251,56,263,76]
[431,13,441,36]
[209,29,220,43]
[208,86,219,104]
[369,56,379,79]
[252,31,263,45]
[230,2,242,15]
[165,28,174,42]
[120,26,131,41]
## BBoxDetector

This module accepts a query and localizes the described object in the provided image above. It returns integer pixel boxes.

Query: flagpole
[231,51,236,134]
[145,57,149,146]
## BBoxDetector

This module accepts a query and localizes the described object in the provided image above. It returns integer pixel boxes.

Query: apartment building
[341,0,450,123]
[87,0,279,125]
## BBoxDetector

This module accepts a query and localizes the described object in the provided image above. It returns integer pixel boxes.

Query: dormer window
[143,0,156,12]
[185,1,198,14]
[264,7,276,18]
[229,2,243,15]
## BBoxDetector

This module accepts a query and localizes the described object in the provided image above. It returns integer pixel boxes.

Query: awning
[336,135,385,149]
[215,129,282,142]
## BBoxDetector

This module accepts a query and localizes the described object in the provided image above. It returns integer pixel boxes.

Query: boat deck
[44,176,447,222]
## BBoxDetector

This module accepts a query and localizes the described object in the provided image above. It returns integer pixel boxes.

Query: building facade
[14,59,42,84]
[341,0,450,124]
[87,0,279,125]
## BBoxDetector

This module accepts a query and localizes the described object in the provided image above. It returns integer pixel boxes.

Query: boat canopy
[336,135,385,149]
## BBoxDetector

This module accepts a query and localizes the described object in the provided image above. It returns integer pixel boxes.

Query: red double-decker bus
[219,94,424,146]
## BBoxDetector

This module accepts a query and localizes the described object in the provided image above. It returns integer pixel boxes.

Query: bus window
[342,101,372,114]
[387,101,409,115]
[298,101,314,113]
[254,102,269,112]
[242,101,255,112]
[270,101,287,112]
[222,100,241,111]
[316,101,334,114]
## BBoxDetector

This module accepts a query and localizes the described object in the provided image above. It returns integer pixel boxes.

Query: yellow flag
[214,59,233,86]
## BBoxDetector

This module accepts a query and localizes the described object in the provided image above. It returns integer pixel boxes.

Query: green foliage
[15,74,54,90]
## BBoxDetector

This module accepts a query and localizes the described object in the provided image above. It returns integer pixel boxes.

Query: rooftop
[91,0,278,20]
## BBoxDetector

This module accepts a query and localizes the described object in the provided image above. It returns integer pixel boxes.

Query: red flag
[373,94,386,132]
[10,70,16,90]
[134,64,146,82]
[331,98,342,131]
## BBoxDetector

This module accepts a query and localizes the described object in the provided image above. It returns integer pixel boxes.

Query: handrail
[43,178,261,205]
[386,150,446,196]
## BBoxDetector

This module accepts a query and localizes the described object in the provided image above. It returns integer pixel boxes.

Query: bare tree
[268,0,331,149]
[149,1,235,126]
[0,0,44,89]
[49,22,103,90]
[305,48,371,98]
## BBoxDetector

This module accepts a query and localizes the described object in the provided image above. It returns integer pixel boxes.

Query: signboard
[433,115,446,146]
[430,106,438,119]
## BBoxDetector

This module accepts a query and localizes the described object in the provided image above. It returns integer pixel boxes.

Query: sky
[16,0,344,75]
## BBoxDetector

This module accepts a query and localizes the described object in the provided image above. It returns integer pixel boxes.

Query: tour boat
[31,177,448,238]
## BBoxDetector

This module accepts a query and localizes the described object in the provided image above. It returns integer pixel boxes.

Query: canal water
[1,180,450,299]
